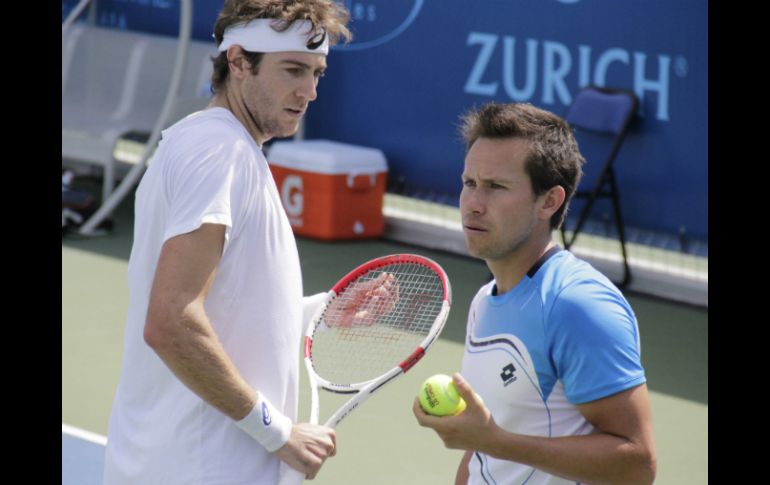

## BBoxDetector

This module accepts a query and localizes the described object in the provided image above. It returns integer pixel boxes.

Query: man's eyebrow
[279,59,326,71]
[279,59,311,68]
[462,174,514,184]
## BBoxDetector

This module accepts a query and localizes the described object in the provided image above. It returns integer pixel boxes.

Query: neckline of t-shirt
[488,245,564,303]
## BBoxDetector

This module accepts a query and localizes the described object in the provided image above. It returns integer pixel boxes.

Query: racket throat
[399,347,426,373]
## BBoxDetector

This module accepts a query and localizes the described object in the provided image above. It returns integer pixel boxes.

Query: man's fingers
[335,272,400,328]
[452,373,482,408]
[412,397,428,424]
[326,428,337,457]
[412,397,441,427]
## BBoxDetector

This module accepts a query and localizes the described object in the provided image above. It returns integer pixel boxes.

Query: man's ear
[226,45,248,79]
[539,185,566,221]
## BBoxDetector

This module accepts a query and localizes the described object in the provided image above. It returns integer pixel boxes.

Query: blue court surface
[62,424,105,485]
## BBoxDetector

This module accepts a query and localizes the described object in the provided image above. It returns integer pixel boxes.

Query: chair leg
[568,185,603,250]
[102,159,115,203]
[567,172,632,288]
[608,170,631,287]
[560,225,570,249]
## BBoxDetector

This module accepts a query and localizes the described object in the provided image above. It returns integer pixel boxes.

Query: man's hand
[413,373,496,451]
[275,423,337,480]
[328,273,400,328]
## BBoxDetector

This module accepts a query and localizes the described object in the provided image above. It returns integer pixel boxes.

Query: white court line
[62,423,107,446]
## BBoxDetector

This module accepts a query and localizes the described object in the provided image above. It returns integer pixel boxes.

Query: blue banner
[62,0,708,242]
[307,0,708,241]
[62,0,222,41]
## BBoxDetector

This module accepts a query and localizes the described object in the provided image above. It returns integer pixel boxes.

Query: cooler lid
[267,139,388,174]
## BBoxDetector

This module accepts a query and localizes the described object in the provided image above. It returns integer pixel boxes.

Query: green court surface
[62,198,707,484]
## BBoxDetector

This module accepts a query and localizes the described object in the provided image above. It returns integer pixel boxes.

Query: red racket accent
[332,254,451,302]
[304,336,313,358]
[399,347,426,372]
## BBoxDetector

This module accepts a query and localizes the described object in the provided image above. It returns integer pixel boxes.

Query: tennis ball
[419,374,467,416]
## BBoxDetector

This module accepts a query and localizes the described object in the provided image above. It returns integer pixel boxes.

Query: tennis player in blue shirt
[414,102,656,485]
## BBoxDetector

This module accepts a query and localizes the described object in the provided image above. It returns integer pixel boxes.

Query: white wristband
[235,391,293,452]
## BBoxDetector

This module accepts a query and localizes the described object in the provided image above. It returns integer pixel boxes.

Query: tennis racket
[279,254,452,484]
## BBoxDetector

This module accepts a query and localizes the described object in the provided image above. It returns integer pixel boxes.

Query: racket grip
[278,462,305,485]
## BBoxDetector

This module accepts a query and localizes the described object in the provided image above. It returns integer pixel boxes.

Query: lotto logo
[500,363,517,386]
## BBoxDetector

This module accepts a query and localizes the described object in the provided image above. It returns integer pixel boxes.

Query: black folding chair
[561,86,638,287]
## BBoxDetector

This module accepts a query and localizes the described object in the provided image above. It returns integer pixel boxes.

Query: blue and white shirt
[461,247,645,485]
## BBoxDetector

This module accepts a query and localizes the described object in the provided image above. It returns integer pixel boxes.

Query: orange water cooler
[267,140,388,240]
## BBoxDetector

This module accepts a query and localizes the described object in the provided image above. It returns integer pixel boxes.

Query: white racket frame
[304,292,450,428]
[280,254,451,484]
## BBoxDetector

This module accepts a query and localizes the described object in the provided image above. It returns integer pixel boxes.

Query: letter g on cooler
[281,175,304,218]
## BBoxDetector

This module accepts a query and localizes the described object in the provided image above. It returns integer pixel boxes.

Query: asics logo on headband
[307,31,327,51]
[218,19,329,55]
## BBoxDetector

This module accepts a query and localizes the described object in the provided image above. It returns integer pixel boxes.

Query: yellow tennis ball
[418,374,466,416]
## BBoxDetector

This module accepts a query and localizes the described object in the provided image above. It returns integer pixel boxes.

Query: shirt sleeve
[548,280,646,404]
[161,136,254,245]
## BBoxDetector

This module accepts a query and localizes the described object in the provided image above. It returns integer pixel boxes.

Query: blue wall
[62,0,708,242]
[308,1,708,241]
[62,0,222,40]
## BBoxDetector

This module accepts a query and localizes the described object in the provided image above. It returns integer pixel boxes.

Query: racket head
[304,254,451,391]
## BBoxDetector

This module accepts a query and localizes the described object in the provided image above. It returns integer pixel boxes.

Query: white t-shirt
[104,108,303,485]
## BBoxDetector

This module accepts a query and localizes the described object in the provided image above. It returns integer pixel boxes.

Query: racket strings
[310,262,446,385]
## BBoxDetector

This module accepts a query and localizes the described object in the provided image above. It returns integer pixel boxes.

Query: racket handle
[278,461,306,485]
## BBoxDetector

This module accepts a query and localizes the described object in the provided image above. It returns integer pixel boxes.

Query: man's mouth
[463,222,488,233]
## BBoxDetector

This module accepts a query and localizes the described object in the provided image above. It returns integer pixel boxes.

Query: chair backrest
[62,25,152,121]
[565,86,638,136]
[565,86,638,191]
[62,24,217,130]
[562,87,639,286]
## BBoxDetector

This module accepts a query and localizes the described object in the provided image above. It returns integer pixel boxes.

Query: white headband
[218,19,329,55]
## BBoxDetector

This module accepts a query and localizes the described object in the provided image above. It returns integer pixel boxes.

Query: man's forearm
[455,450,472,485]
[143,224,258,419]
[479,427,655,485]
[146,302,256,420]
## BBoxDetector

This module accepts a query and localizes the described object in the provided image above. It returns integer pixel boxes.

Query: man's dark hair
[460,102,585,230]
